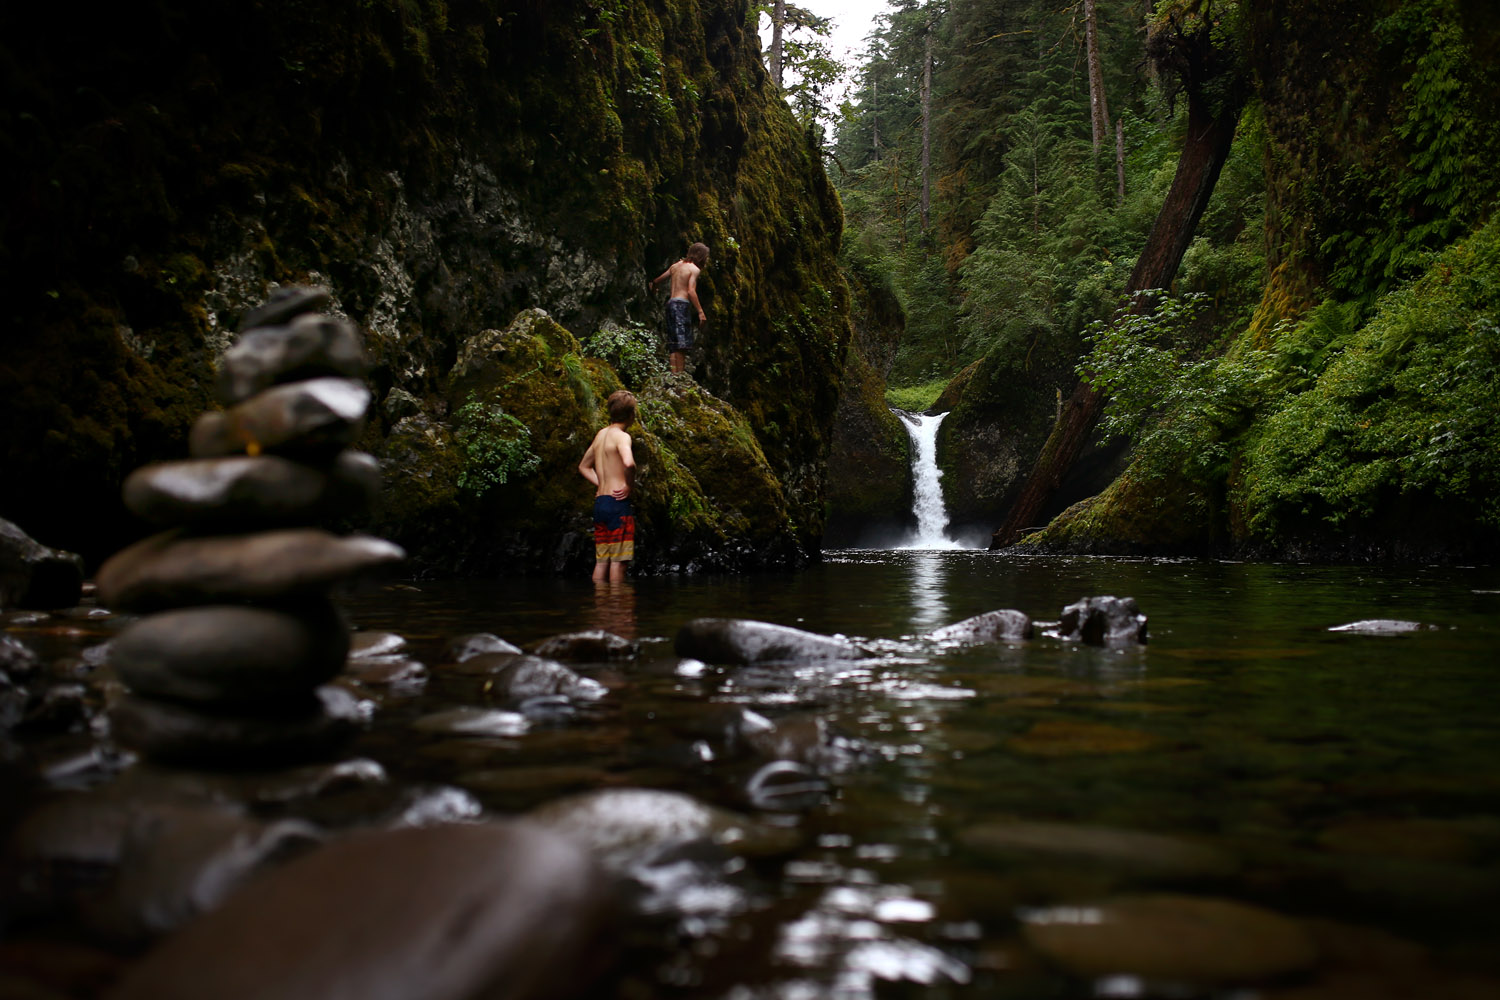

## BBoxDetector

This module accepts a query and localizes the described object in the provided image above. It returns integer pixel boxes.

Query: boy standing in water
[579,390,638,582]
[649,242,709,373]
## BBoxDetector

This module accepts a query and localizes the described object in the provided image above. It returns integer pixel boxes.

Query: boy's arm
[612,434,636,499]
[686,268,705,323]
[578,443,600,487]
[648,264,672,292]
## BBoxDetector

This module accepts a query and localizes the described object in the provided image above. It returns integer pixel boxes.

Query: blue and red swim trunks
[592,495,635,562]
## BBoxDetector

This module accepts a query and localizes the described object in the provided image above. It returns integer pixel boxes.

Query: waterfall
[894,409,960,550]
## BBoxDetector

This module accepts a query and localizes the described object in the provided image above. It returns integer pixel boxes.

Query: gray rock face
[528,629,636,662]
[123,452,381,529]
[96,529,405,612]
[109,822,617,1000]
[107,686,366,767]
[218,313,370,405]
[189,377,371,459]
[1056,596,1148,646]
[674,618,862,664]
[0,517,85,609]
[926,609,1034,644]
[110,602,350,707]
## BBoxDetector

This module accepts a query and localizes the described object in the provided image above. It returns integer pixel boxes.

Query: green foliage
[1239,216,1500,534]
[884,378,949,412]
[584,321,667,388]
[453,392,542,495]
[1083,291,1275,485]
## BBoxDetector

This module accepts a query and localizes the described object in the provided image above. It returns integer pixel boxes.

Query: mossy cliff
[0,0,850,570]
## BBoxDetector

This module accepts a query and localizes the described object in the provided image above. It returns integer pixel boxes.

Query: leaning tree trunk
[991,89,1241,548]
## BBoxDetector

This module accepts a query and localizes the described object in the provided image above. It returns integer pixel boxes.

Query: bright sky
[759,1,895,105]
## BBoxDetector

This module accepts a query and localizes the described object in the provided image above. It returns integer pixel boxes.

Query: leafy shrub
[453,393,541,495]
[583,321,665,388]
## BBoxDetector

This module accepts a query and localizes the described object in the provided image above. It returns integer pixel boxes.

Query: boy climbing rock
[579,390,637,582]
[649,242,709,373]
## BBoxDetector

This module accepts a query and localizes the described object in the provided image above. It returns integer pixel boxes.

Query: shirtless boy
[649,242,709,373]
[578,390,638,582]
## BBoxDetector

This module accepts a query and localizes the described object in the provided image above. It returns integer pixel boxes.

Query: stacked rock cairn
[97,287,405,767]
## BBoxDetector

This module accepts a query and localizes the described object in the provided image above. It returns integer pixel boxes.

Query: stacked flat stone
[98,287,405,767]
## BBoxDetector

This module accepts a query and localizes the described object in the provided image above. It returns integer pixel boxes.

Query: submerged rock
[960,820,1239,880]
[528,629,636,662]
[110,602,349,707]
[0,517,85,610]
[412,707,529,738]
[347,631,407,660]
[1328,619,1437,634]
[96,529,404,612]
[483,655,606,704]
[926,609,1033,644]
[1055,596,1148,646]
[1020,894,1317,986]
[122,452,381,529]
[527,787,799,874]
[109,822,617,1000]
[675,618,862,664]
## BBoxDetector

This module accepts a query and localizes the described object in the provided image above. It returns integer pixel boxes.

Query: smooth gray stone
[445,632,523,662]
[109,822,617,1000]
[345,656,427,688]
[236,285,331,333]
[219,312,369,405]
[189,377,371,459]
[1056,596,1148,646]
[674,618,861,664]
[111,602,349,707]
[528,629,636,662]
[107,686,366,767]
[1328,619,1435,634]
[96,528,405,613]
[412,707,528,737]
[348,631,407,660]
[0,634,41,680]
[486,656,606,703]
[123,452,380,529]
[927,609,1033,644]
[0,517,85,609]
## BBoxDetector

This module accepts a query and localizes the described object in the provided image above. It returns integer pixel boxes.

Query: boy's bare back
[663,259,700,301]
[582,424,633,499]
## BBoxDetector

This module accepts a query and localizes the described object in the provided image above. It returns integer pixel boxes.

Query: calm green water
[340,552,1500,998]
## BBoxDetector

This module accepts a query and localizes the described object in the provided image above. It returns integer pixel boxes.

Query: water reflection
[590,579,638,640]
[904,551,949,635]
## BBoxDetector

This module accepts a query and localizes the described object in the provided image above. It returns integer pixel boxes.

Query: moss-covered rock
[0,1,850,571]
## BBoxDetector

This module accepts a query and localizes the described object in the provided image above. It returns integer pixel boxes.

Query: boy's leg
[669,350,685,372]
[592,560,609,582]
[608,559,627,583]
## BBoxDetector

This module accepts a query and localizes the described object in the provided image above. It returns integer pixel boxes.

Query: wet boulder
[235,285,331,333]
[674,618,862,665]
[110,602,350,707]
[189,377,371,460]
[217,312,369,405]
[0,517,85,610]
[109,822,618,1000]
[528,629,636,662]
[347,631,407,660]
[108,686,367,767]
[1056,596,1148,646]
[484,656,606,704]
[123,452,381,530]
[927,609,1033,644]
[445,632,523,662]
[96,529,404,613]
[1327,619,1437,634]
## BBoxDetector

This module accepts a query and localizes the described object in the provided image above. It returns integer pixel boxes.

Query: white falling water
[894,409,961,550]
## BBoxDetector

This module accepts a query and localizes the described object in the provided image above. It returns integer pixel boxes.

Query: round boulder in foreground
[110,821,617,1000]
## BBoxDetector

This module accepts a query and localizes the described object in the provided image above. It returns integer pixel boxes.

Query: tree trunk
[991,90,1241,548]
[770,0,786,88]
[919,21,933,231]
[1115,116,1127,202]
[872,74,880,160]
[1084,0,1110,156]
